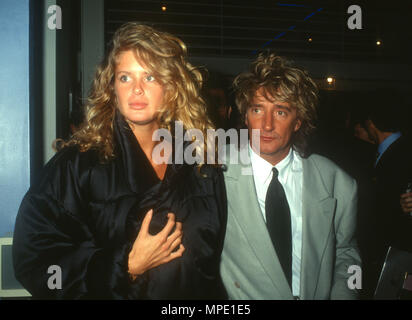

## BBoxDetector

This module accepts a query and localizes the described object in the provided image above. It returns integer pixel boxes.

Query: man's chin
[256,146,282,157]
[259,145,291,159]
[259,142,282,154]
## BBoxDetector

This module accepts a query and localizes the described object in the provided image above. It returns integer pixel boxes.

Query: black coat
[374,135,412,254]
[12,112,228,299]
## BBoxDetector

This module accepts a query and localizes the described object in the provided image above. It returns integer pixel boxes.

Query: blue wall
[0,0,31,237]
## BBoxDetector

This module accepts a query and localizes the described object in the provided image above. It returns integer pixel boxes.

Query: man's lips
[260,136,276,141]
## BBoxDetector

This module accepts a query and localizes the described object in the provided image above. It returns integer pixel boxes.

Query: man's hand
[400,192,412,214]
[128,209,185,278]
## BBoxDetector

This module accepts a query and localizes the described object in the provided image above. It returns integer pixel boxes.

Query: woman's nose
[133,82,143,95]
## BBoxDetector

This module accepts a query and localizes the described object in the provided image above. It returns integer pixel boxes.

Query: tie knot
[272,167,279,178]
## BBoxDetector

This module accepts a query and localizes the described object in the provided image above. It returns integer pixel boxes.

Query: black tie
[265,167,292,287]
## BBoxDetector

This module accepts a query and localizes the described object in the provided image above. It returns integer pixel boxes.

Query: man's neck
[250,143,292,166]
[377,131,395,145]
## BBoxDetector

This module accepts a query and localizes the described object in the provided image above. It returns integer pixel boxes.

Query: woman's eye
[119,75,130,82]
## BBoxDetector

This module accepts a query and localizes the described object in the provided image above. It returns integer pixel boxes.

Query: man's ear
[365,119,374,129]
[294,119,302,132]
[244,113,249,127]
[364,119,379,144]
[365,119,378,134]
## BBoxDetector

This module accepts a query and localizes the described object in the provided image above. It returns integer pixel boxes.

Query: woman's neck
[130,123,169,180]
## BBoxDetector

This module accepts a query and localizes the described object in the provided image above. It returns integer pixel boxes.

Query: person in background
[13,22,227,299]
[344,110,379,299]
[363,93,412,257]
[400,192,412,215]
[203,71,232,130]
[220,52,361,300]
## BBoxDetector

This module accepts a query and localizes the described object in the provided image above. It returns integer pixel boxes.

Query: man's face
[354,123,374,144]
[246,87,301,165]
[364,120,379,145]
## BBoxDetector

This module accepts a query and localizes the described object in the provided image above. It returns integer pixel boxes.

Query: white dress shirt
[249,144,303,297]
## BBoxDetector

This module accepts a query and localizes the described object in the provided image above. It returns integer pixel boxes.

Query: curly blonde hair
[59,22,214,162]
[233,52,318,157]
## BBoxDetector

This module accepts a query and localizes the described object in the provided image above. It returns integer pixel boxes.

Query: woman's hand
[400,192,412,214]
[128,209,185,278]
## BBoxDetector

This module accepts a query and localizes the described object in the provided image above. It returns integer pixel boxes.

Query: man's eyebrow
[274,104,291,111]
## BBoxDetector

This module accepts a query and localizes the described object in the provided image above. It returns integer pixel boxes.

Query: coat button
[234,281,240,288]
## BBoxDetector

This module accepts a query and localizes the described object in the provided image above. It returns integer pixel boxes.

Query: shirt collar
[378,131,402,156]
[248,144,295,184]
[375,132,402,167]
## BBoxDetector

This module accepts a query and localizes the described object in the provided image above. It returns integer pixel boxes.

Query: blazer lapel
[300,157,336,300]
[225,145,293,299]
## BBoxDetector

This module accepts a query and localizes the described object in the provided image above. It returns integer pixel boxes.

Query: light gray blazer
[220,145,361,300]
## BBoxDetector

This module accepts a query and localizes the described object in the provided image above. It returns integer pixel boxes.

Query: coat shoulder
[32,146,101,193]
[307,153,351,177]
[306,153,332,168]
[305,153,356,191]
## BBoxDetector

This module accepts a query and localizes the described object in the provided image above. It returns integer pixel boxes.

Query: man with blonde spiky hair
[220,52,361,300]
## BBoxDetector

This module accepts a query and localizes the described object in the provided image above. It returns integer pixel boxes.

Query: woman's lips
[129,102,148,110]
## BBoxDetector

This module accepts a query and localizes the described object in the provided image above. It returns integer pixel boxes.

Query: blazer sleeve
[12,149,137,299]
[330,177,362,300]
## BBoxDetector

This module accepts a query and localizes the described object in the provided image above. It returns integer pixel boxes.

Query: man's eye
[277,110,286,116]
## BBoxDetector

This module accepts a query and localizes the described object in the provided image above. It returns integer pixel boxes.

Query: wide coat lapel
[224,145,293,299]
[299,156,336,300]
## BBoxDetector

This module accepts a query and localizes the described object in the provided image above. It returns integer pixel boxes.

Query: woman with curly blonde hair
[13,23,227,299]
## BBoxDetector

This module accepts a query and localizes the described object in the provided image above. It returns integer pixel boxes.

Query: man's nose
[263,112,274,131]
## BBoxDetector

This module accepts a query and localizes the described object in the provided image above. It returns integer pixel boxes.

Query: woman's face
[114,50,164,129]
